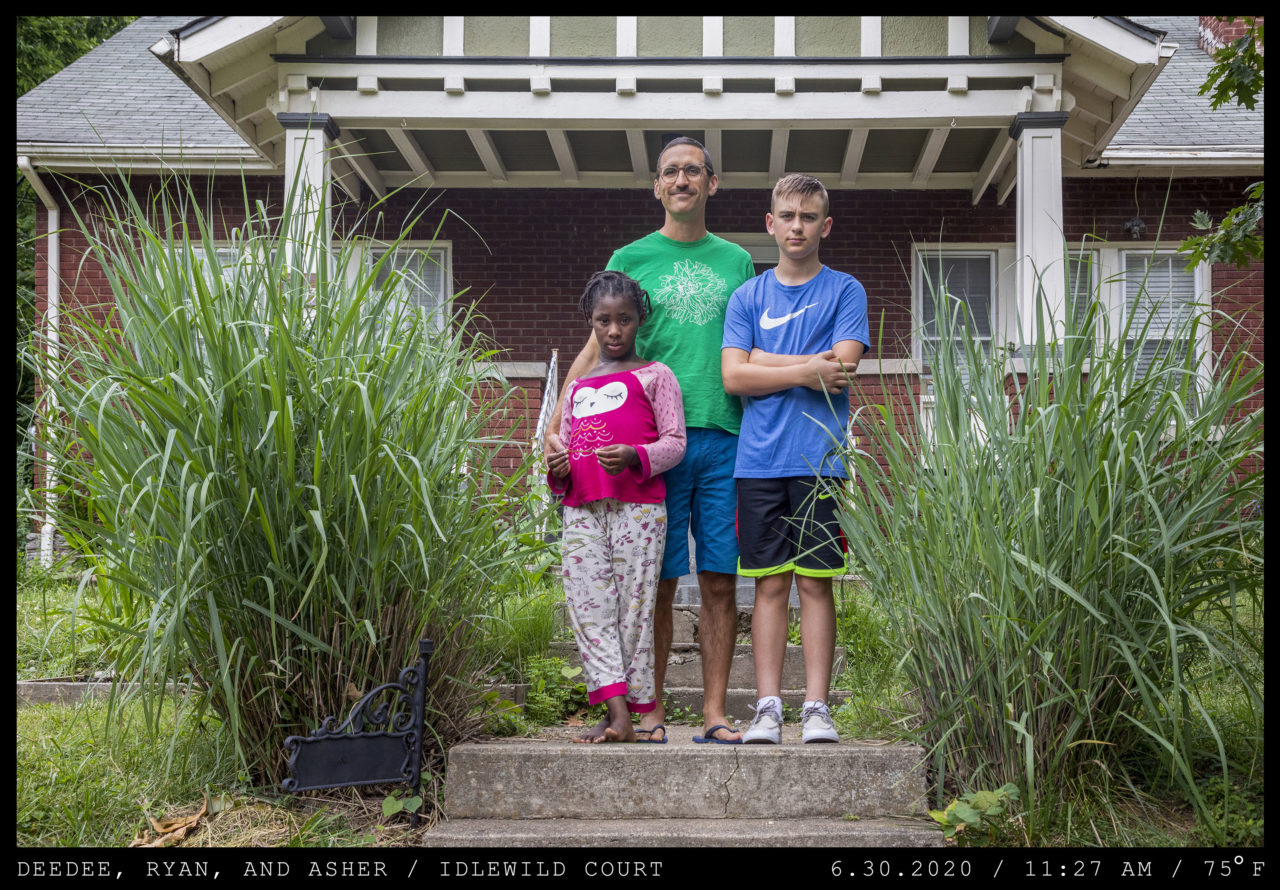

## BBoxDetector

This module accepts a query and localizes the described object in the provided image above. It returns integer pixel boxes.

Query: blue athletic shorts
[660,427,740,579]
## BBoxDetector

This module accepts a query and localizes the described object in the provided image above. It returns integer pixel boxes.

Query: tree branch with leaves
[1179,16,1264,271]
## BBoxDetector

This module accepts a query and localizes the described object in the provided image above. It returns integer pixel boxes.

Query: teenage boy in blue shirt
[721,173,871,744]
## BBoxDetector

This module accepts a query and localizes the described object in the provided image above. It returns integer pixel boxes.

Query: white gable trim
[171,17,290,63]
[1043,16,1163,66]
[16,142,270,175]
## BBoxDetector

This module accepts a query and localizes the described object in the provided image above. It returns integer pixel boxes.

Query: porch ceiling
[149,16,1173,205]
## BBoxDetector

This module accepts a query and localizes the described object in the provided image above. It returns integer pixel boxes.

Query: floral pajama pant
[561,499,666,712]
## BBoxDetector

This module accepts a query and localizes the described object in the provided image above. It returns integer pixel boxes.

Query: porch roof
[17,16,1262,196]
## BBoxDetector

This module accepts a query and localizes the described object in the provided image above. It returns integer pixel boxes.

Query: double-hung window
[368,242,452,328]
[720,232,782,278]
[190,245,241,281]
[916,250,998,391]
[1067,250,1098,336]
[186,245,249,364]
[913,250,1001,444]
[911,242,1209,444]
[1120,250,1206,412]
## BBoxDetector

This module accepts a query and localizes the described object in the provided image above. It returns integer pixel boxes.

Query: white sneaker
[801,701,839,743]
[742,701,783,744]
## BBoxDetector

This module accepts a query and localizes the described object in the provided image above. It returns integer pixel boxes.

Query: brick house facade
[31,171,1264,481]
[18,16,1265,554]
[1198,15,1263,53]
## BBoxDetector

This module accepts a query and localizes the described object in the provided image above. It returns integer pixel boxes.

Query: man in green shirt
[546,137,753,743]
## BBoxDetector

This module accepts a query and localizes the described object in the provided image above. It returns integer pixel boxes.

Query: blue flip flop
[635,724,668,744]
[692,724,742,745]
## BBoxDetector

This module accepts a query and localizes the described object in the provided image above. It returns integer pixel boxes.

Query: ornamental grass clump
[28,174,547,785]
[837,254,1263,842]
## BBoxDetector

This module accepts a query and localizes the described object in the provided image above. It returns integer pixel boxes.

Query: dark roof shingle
[16,16,249,148]
[1110,16,1264,150]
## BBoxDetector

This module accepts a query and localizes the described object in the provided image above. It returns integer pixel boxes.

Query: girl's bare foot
[602,714,637,743]
[572,697,635,743]
[573,714,612,743]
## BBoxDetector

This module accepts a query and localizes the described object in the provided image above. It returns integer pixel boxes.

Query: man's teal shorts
[659,427,740,580]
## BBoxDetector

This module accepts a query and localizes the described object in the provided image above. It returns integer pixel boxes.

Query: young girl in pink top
[547,271,686,743]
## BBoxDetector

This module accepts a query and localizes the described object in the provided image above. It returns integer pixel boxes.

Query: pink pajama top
[549,361,686,507]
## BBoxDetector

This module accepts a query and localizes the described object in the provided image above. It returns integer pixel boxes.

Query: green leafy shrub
[519,655,597,725]
[479,690,534,737]
[930,783,1021,846]
[835,582,895,681]
[830,582,907,738]
[837,255,1263,841]
[26,173,549,784]
[1197,777,1264,846]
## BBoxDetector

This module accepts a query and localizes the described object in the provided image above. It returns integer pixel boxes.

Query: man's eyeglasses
[658,164,707,182]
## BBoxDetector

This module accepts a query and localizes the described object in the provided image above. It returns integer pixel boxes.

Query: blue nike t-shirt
[721,265,871,478]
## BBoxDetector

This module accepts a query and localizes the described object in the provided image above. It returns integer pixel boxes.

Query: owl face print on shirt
[567,380,629,460]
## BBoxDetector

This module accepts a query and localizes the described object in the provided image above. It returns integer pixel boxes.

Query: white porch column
[277,112,338,269]
[1011,111,1069,342]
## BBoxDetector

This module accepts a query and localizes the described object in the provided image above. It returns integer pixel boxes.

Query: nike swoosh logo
[760,303,818,330]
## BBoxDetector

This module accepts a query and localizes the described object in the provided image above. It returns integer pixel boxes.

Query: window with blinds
[187,245,253,364]
[191,243,317,287]
[1123,252,1200,411]
[1067,252,1096,326]
[918,251,995,391]
[719,232,779,278]
[1065,250,1099,356]
[371,245,451,326]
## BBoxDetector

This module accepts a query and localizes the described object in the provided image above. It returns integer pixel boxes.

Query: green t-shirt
[606,231,754,435]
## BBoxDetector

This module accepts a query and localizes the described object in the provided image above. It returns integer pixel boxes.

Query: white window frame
[355,239,454,329]
[1059,247,1102,374]
[186,243,260,363]
[720,231,778,268]
[191,242,340,283]
[911,244,1015,432]
[910,242,1212,434]
[1065,248,1099,332]
[913,248,1000,370]
[196,240,456,333]
[1106,246,1213,412]
[190,243,241,279]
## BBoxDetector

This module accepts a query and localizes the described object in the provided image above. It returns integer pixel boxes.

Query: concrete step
[17,680,114,707]
[16,679,186,707]
[549,641,846,690]
[420,815,941,847]
[444,724,927,821]
[554,603,786,645]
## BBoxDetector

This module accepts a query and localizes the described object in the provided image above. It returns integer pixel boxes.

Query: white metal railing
[531,349,559,535]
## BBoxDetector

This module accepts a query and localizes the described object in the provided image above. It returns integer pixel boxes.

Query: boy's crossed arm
[721,340,864,397]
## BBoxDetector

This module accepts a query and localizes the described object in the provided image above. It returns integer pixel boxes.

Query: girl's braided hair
[578,270,651,323]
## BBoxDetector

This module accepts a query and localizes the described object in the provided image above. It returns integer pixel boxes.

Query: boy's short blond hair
[771,173,830,219]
